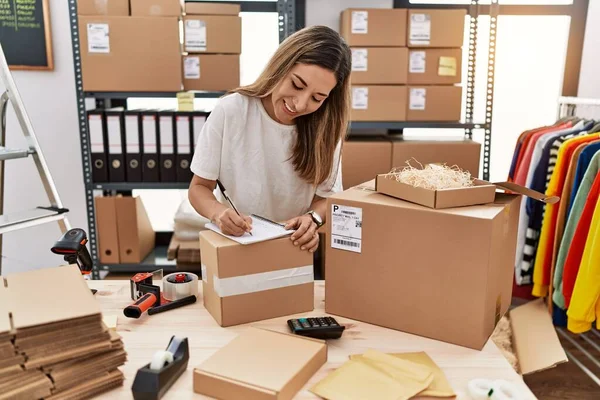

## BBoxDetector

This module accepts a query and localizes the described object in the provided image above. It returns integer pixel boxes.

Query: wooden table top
[89,280,535,399]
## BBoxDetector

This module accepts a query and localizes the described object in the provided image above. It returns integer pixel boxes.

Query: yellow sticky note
[177,92,195,112]
[438,56,457,77]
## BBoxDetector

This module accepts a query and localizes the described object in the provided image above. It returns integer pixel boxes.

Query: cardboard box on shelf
[77,0,129,16]
[130,0,183,17]
[342,138,392,189]
[340,8,407,47]
[350,48,408,85]
[324,188,524,350]
[408,48,462,85]
[95,196,120,264]
[199,231,314,327]
[350,86,407,122]
[114,196,155,264]
[407,85,462,121]
[183,54,240,91]
[194,327,327,400]
[79,16,182,92]
[185,2,240,15]
[407,9,466,48]
[391,138,481,178]
[183,15,242,54]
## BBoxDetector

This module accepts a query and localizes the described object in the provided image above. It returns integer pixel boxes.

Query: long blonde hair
[231,25,351,187]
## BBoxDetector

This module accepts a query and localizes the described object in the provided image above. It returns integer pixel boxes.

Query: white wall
[1,2,86,274]
[578,0,600,98]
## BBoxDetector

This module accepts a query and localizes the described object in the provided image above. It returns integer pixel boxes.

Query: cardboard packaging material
[95,196,120,263]
[183,54,240,91]
[342,138,392,189]
[77,0,129,16]
[183,15,242,54]
[407,85,462,121]
[114,196,155,263]
[79,16,182,92]
[391,138,481,178]
[185,2,240,15]
[407,9,466,48]
[325,188,524,350]
[199,231,314,327]
[351,86,407,122]
[341,8,407,47]
[130,0,183,16]
[194,327,327,400]
[408,48,462,85]
[350,48,408,85]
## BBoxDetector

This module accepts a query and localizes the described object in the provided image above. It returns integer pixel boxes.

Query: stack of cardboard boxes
[183,2,241,91]
[78,0,241,92]
[341,8,465,122]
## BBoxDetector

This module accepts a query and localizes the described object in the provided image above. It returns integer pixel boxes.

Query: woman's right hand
[215,208,253,237]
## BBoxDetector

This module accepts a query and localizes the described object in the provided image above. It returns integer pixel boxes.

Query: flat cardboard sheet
[510,299,567,375]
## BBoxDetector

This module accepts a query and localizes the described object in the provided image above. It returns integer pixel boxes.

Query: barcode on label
[334,239,360,248]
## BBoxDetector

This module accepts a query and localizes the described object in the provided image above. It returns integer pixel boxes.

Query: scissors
[468,378,523,400]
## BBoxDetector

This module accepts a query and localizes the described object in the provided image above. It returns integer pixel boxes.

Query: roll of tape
[468,379,494,400]
[467,379,521,400]
[149,350,174,371]
[163,273,199,301]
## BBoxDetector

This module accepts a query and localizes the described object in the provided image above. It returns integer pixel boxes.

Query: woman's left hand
[285,214,319,253]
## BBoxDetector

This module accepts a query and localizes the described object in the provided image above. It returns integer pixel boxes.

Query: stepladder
[0,43,71,273]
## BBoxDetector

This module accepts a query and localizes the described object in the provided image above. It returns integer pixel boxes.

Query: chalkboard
[0,0,53,70]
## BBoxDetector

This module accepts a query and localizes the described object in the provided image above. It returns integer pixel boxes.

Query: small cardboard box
[342,138,392,189]
[130,0,183,17]
[375,175,497,209]
[350,47,408,85]
[183,15,242,54]
[79,16,182,92]
[95,196,120,264]
[391,138,481,178]
[407,86,462,121]
[340,8,407,47]
[325,188,528,349]
[351,86,407,121]
[185,2,240,15]
[199,231,314,327]
[183,54,240,91]
[408,48,462,85]
[77,0,129,16]
[407,9,466,48]
[194,327,327,400]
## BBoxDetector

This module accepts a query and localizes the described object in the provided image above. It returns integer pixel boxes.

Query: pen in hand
[216,179,253,236]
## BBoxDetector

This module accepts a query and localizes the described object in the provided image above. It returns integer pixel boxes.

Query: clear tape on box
[212,265,314,297]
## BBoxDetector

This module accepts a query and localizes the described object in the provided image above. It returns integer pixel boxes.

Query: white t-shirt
[190,93,343,222]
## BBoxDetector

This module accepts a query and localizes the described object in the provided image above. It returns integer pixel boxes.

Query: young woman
[188,25,351,254]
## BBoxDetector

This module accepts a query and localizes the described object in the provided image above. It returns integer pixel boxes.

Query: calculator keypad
[287,316,345,339]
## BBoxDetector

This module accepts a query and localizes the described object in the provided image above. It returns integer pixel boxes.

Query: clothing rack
[557,96,600,119]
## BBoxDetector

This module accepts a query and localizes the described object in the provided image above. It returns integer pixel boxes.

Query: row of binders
[88,108,209,183]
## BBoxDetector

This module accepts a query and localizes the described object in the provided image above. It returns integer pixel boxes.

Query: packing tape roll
[149,350,174,371]
[163,273,199,301]
[467,379,522,400]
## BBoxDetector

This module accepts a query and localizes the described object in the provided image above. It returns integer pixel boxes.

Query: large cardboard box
[350,48,408,85]
[391,138,481,177]
[77,0,129,16]
[407,85,462,121]
[351,86,407,121]
[183,15,242,54]
[408,48,462,85]
[407,9,466,48]
[114,196,155,263]
[325,188,522,350]
[342,138,392,189]
[199,231,314,327]
[79,16,182,92]
[185,2,240,15]
[130,0,183,17]
[194,328,327,400]
[183,54,240,91]
[340,9,407,47]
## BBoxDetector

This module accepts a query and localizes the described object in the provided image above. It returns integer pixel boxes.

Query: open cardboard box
[375,173,559,209]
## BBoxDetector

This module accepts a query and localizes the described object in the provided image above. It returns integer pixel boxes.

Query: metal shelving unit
[69,0,498,278]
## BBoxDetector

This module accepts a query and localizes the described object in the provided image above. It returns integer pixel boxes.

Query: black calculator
[287,316,345,339]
